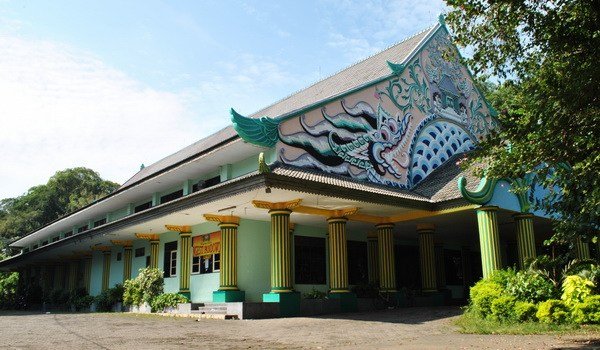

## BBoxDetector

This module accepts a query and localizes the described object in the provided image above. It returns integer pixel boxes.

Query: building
[1,18,589,317]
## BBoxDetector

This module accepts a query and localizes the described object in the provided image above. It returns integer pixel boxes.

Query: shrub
[122,268,163,307]
[95,284,124,312]
[303,288,327,300]
[69,287,94,311]
[514,301,537,322]
[536,299,569,324]
[487,269,517,289]
[506,271,557,303]
[48,289,70,305]
[469,279,503,318]
[0,272,19,309]
[561,275,594,306]
[150,293,189,312]
[571,295,600,324]
[490,295,517,321]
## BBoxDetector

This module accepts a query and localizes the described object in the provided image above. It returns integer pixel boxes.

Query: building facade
[1,19,588,316]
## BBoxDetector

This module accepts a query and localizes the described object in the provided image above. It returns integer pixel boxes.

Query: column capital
[375,222,395,229]
[513,213,534,220]
[477,205,499,212]
[203,214,240,226]
[327,207,359,221]
[165,225,192,233]
[252,199,302,211]
[135,233,160,241]
[111,240,133,247]
[416,223,435,233]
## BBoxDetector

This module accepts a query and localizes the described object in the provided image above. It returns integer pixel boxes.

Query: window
[134,247,145,257]
[192,256,200,274]
[347,240,368,285]
[32,244,38,250]
[94,218,106,227]
[51,236,59,242]
[294,236,326,284]
[163,241,178,277]
[160,190,183,204]
[198,254,220,274]
[145,256,150,268]
[64,231,72,238]
[116,252,122,261]
[193,176,221,192]
[41,240,48,246]
[134,201,152,213]
[169,250,177,276]
[77,225,88,233]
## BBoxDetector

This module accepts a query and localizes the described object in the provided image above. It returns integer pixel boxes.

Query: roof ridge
[250,24,436,118]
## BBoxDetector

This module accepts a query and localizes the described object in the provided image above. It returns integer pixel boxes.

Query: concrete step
[194,313,239,320]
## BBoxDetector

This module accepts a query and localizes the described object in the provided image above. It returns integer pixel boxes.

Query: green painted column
[179,231,192,296]
[417,224,437,292]
[376,223,396,291]
[575,236,590,260]
[328,217,349,293]
[514,213,537,269]
[102,250,111,292]
[218,222,239,291]
[367,232,379,284]
[150,239,160,269]
[123,246,133,282]
[83,256,92,294]
[477,206,502,278]
[68,261,78,292]
[270,209,294,293]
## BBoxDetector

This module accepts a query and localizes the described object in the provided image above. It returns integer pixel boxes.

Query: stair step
[194,313,239,320]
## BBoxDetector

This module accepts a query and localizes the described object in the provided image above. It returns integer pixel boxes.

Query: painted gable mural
[233,27,498,189]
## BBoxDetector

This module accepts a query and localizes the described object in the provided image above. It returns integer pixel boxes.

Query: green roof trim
[458,176,532,213]
[386,61,406,75]
[231,108,281,148]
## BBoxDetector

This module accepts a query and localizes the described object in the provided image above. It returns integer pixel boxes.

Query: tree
[445,1,599,242]
[0,168,119,240]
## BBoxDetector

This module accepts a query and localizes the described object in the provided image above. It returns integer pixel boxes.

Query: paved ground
[1,307,599,349]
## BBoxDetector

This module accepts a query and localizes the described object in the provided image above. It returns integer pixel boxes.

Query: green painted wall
[109,246,124,287]
[89,251,103,296]
[237,218,270,302]
[131,239,149,279]
[109,207,129,222]
[231,155,258,178]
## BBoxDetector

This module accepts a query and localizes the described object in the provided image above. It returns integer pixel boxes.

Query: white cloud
[0,36,213,198]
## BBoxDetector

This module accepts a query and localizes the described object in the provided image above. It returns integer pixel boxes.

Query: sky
[0,0,447,199]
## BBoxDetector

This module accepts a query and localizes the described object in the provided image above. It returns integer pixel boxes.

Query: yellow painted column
[102,250,111,292]
[166,225,193,297]
[123,246,133,281]
[367,232,379,284]
[377,223,396,291]
[514,214,537,269]
[204,214,245,302]
[328,217,350,293]
[150,239,160,269]
[477,206,502,278]
[575,236,591,260]
[68,261,78,292]
[83,256,92,294]
[270,209,294,293]
[417,224,437,292]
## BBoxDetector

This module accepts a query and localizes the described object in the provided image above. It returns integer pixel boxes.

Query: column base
[178,290,191,300]
[328,292,357,312]
[213,290,245,302]
[263,292,300,317]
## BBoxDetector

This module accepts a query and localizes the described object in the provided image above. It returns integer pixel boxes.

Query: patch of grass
[455,310,600,335]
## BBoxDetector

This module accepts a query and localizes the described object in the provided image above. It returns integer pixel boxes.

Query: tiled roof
[120,25,437,189]
[411,157,481,202]
[250,26,435,119]
[270,165,432,203]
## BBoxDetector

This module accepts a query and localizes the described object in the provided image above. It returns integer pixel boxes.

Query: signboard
[193,231,220,256]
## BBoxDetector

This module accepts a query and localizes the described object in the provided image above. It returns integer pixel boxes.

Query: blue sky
[0,0,447,199]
